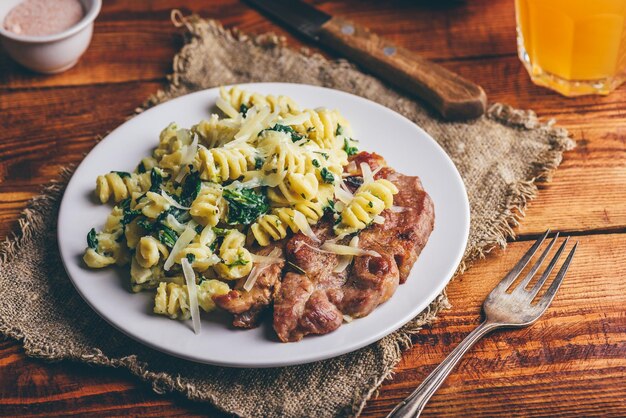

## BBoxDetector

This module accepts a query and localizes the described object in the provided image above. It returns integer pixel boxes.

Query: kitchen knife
[245,0,487,120]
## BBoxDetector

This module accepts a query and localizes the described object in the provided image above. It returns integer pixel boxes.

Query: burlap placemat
[0,15,574,418]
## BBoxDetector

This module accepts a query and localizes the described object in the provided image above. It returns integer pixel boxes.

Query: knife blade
[245,0,486,120]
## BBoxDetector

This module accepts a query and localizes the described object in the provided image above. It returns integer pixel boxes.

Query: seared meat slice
[338,245,399,318]
[273,272,343,342]
[274,224,347,342]
[213,244,285,328]
[359,167,435,283]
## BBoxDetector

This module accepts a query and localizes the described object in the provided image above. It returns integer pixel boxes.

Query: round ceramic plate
[58,83,469,368]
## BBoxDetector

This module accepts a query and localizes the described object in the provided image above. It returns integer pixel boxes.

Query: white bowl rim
[0,0,102,43]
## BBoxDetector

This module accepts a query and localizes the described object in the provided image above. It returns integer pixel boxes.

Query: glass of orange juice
[515,0,626,96]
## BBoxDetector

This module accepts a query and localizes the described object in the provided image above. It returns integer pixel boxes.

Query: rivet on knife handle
[319,17,487,120]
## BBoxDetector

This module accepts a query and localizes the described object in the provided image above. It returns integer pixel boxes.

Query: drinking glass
[515,0,626,96]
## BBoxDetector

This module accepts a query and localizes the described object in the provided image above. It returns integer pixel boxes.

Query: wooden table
[1,1,625,416]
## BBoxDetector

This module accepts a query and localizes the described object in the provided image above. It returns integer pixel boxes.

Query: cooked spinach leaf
[186,253,196,263]
[157,225,178,249]
[180,170,201,205]
[149,168,163,192]
[255,156,264,170]
[266,124,303,142]
[223,187,270,225]
[87,228,98,250]
[320,167,335,184]
[239,103,249,117]
[343,138,359,156]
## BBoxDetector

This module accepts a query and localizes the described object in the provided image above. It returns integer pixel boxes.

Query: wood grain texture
[319,16,487,119]
[0,0,625,417]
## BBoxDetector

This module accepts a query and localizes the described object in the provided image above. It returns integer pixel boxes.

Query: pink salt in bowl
[0,0,101,74]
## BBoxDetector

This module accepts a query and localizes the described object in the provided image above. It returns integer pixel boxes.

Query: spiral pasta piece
[190,183,224,226]
[251,207,309,246]
[214,230,253,279]
[334,179,399,234]
[293,200,325,224]
[153,124,196,173]
[83,231,129,268]
[134,191,170,219]
[220,86,299,116]
[174,242,219,272]
[195,144,255,183]
[193,114,239,149]
[290,108,342,149]
[154,279,230,319]
[95,171,151,204]
[136,236,169,269]
[277,172,319,203]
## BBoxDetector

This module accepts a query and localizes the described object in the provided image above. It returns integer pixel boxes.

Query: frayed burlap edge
[0,15,574,418]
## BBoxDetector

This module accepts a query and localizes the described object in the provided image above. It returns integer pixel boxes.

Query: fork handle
[387,321,501,418]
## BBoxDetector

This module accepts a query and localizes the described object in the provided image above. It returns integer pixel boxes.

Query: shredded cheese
[250,252,284,264]
[216,96,240,119]
[244,248,282,292]
[166,214,186,233]
[390,206,410,213]
[293,210,319,243]
[320,241,381,258]
[279,113,309,126]
[199,225,216,246]
[372,215,385,224]
[181,258,201,334]
[160,190,190,210]
[360,162,374,186]
[163,223,197,271]
[333,235,360,273]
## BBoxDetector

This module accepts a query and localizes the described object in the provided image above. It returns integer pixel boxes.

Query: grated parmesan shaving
[372,215,385,224]
[333,236,360,273]
[199,225,216,246]
[182,258,201,334]
[244,248,282,292]
[360,162,374,186]
[160,190,190,210]
[390,206,410,213]
[293,210,319,243]
[166,214,186,233]
[250,251,284,264]
[279,113,309,126]
[216,96,240,119]
[321,241,381,258]
[163,223,197,271]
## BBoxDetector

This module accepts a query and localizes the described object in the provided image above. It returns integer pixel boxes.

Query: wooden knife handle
[318,17,487,120]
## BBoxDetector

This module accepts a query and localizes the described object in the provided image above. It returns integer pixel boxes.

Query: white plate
[58,83,469,368]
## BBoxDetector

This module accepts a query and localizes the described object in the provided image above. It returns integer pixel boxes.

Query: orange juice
[515,0,626,96]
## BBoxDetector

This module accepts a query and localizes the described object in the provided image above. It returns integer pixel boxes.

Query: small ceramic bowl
[0,0,101,74]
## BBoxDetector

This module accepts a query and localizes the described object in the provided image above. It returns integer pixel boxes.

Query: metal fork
[388,230,577,418]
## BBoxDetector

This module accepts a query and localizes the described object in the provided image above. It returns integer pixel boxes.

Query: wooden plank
[0,234,623,417]
[0,0,519,89]
[365,232,626,416]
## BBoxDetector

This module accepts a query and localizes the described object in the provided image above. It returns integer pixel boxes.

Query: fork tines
[498,230,577,305]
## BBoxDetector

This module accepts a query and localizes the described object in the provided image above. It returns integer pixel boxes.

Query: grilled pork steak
[273,153,435,342]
